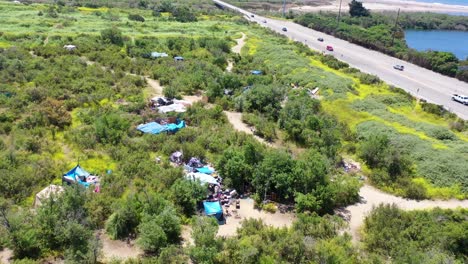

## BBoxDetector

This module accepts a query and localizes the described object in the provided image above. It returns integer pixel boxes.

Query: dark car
[251,14,254,18]
[317,37,324,42]
[326,45,334,51]
[282,27,287,32]
[393,65,404,71]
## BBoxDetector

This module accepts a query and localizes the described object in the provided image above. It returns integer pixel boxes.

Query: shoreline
[291,0,468,14]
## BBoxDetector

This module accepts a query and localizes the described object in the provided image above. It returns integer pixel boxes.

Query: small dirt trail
[224,111,275,147]
[145,77,163,97]
[99,232,142,262]
[345,184,468,243]
[232,32,246,55]
[226,33,245,73]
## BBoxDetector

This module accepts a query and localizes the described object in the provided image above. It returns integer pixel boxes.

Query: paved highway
[214,0,468,120]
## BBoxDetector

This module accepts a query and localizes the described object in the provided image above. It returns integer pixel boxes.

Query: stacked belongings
[170,151,183,165]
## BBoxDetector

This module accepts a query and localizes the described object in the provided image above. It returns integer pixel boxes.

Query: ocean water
[405,30,468,60]
[413,0,468,5]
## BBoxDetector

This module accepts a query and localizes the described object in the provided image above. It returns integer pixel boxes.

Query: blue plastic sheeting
[63,165,91,187]
[250,70,262,75]
[203,201,222,216]
[137,122,167,134]
[137,121,185,135]
[196,166,214,175]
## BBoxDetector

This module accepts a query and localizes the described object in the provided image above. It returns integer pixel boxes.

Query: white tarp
[34,184,64,208]
[186,172,219,185]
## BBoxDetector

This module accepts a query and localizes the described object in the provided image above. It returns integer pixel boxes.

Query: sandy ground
[224,111,275,147]
[293,0,468,13]
[181,225,194,247]
[344,184,468,243]
[0,248,12,264]
[232,33,246,55]
[146,77,163,96]
[99,232,142,262]
[217,198,295,237]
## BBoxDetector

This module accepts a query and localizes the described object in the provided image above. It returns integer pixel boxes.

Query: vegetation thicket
[0,0,467,263]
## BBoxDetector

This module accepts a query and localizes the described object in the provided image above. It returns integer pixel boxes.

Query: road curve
[214,0,468,120]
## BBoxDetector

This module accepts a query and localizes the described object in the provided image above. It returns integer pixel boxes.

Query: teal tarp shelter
[62,165,94,187]
[203,201,222,217]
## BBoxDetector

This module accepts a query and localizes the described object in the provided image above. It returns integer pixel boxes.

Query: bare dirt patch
[99,231,142,262]
[217,198,295,237]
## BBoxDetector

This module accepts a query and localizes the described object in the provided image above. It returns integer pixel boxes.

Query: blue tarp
[137,122,167,134]
[203,201,222,216]
[250,70,262,75]
[137,121,185,135]
[196,166,214,175]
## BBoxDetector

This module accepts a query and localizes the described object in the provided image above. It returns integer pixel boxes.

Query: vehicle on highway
[393,65,405,71]
[263,20,267,23]
[282,27,287,32]
[326,45,333,51]
[251,14,254,18]
[452,94,468,105]
[317,37,324,42]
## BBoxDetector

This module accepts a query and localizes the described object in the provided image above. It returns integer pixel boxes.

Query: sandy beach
[292,0,468,13]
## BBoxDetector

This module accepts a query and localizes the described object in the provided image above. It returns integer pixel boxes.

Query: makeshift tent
[158,104,186,113]
[196,166,214,175]
[174,56,184,61]
[33,185,64,208]
[62,165,98,187]
[186,172,219,185]
[170,151,183,164]
[151,52,168,58]
[203,201,222,216]
[187,157,203,168]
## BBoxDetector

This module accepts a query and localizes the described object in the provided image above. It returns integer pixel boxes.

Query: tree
[349,0,370,17]
[137,216,168,254]
[189,217,219,263]
[170,179,206,216]
[101,27,124,46]
[172,6,197,23]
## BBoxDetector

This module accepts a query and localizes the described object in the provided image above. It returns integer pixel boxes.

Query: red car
[326,45,334,51]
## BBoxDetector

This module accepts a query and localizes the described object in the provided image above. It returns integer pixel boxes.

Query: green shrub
[357,72,381,85]
[128,14,145,22]
[263,203,277,213]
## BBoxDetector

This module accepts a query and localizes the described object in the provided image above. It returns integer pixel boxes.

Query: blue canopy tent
[203,201,222,216]
[62,165,92,187]
[203,201,224,224]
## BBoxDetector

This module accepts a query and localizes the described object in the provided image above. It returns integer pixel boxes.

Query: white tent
[185,172,218,185]
[33,185,64,208]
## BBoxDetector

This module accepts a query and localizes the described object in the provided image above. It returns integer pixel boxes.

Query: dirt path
[232,33,246,55]
[217,198,295,237]
[226,32,246,73]
[0,248,13,264]
[224,111,274,147]
[99,232,142,262]
[344,184,468,243]
[145,77,163,96]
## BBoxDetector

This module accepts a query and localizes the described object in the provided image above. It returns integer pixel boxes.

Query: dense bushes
[364,205,468,263]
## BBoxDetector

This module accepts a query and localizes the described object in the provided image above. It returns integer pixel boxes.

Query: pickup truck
[452,94,468,105]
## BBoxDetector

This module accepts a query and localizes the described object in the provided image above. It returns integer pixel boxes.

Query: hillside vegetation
[0,0,467,263]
